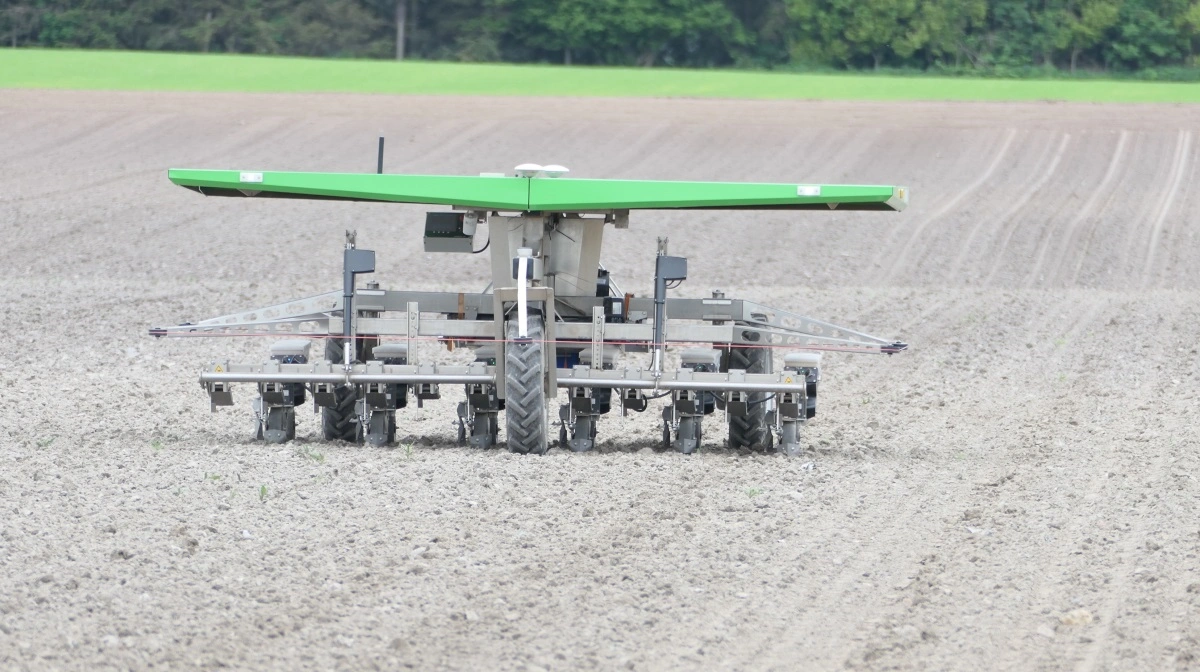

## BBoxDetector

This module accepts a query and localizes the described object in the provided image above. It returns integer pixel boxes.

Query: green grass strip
[2,48,1199,103]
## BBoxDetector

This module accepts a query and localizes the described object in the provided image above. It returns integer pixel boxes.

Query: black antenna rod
[377,136,385,174]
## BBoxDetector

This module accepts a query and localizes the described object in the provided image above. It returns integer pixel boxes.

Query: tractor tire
[504,316,548,455]
[727,345,773,451]
[321,338,362,443]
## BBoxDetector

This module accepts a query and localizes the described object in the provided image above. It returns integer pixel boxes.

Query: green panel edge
[168,169,908,212]
[167,170,531,210]
[530,178,906,211]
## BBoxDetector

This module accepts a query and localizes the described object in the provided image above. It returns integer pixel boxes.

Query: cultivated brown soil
[1,89,1198,670]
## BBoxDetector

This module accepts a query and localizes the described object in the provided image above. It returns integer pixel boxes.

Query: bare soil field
[1,90,1198,670]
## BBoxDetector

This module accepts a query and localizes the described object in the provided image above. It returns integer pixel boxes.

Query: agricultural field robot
[151,158,908,455]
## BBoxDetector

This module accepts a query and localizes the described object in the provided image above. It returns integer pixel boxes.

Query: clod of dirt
[1059,609,1094,626]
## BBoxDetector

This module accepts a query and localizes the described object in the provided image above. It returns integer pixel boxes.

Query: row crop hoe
[151,157,908,455]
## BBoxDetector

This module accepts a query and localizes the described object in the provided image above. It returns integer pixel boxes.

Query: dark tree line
[3,0,1200,73]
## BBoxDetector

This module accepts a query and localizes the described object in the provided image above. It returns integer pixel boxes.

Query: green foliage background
[3,0,1200,75]
[5,48,1198,101]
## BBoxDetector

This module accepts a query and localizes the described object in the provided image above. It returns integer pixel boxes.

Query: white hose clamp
[516,248,531,339]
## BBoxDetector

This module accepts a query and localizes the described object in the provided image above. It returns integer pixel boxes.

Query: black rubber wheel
[321,338,362,443]
[727,345,773,451]
[504,316,548,455]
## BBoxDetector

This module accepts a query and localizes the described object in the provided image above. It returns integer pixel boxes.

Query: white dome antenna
[514,163,543,178]
[541,164,570,178]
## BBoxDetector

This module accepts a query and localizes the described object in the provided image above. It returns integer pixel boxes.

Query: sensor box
[423,212,474,253]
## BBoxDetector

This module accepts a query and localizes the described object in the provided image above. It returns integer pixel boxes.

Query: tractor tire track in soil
[1158,141,1200,290]
[1139,130,1192,289]
[1062,130,1130,286]
[875,128,1017,285]
[1158,142,1200,290]
[2,90,1198,671]
[975,132,1072,287]
[1114,130,1187,288]
[945,130,1060,282]
[979,132,1084,288]
[1030,130,1128,289]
